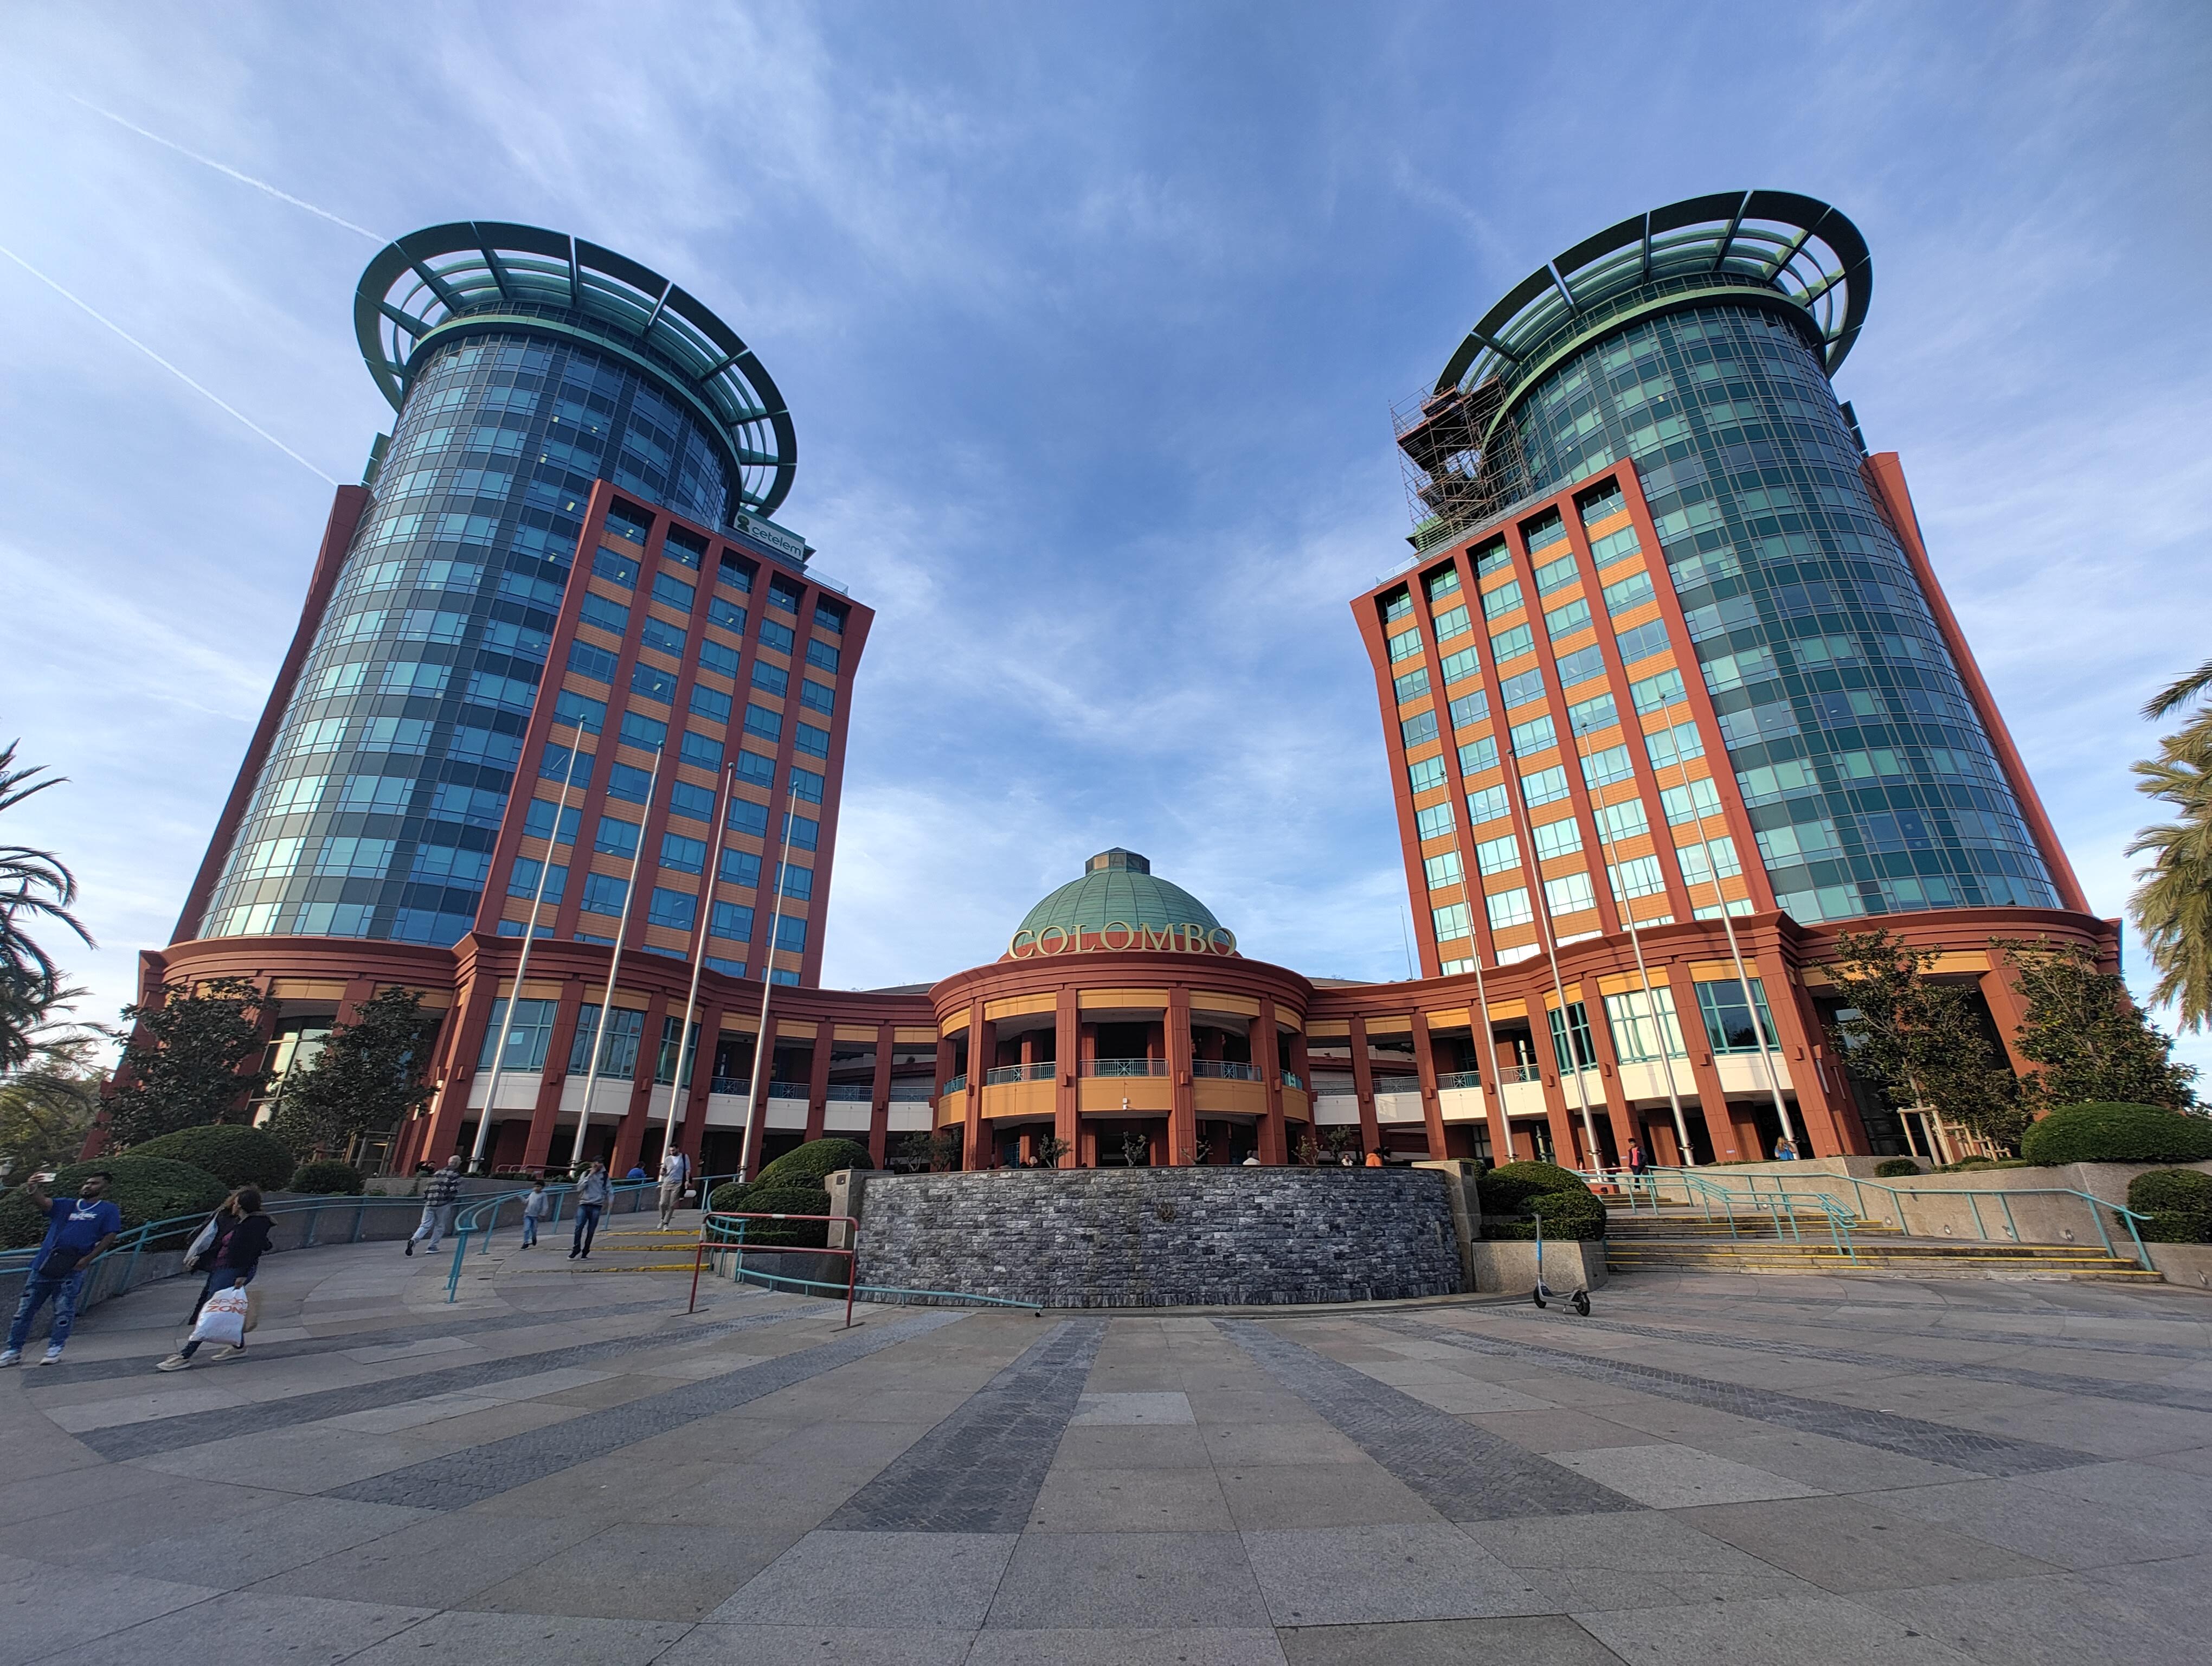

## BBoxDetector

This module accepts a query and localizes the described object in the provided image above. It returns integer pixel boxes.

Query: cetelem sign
[1007,923,1238,958]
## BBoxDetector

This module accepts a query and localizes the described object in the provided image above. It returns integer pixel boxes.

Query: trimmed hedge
[0,1157,229,1250]
[287,1159,366,1196]
[1480,1161,1593,1216]
[2127,1168,2212,1239]
[2136,1211,2211,1245]
[755,1138,873,1188]
[127,1124,295,1191]
[2019,1103,2212,1166]
[704,1181,833,1247]
[1873,1158,1922,1178]
[1487,1190,1609,1241]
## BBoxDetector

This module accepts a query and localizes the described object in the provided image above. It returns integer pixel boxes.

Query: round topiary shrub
[127,1123,295,1191]
[2128,1167,2212,1218]
[706,1181,833,1246]
[1486,1189,1609,1241]
[2019,1104,2212,1167]
[1873,1158,1921,1178]
[754,1138,874,1188]
[287,1159,366,1196]
[0,1157,230,1250]
[1480,1160,1593,1216]
[2135,1211,2211,1244]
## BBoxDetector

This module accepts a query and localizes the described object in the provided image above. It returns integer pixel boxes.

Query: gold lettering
[1184,924,1209,952]
[1037,925,1070,954]
[1008,930,1037,958]
[1101,921,1134,950]
[1142,925,1176,951]
[1210,927,1237,956]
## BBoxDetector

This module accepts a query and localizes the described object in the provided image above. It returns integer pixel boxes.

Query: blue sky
[2,2,2208,1072]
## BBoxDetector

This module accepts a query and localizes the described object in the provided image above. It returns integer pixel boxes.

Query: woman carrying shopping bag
[158,1189,273,1371]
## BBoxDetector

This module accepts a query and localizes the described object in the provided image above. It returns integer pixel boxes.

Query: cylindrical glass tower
[1402,191,2057,923]
[194,222,796,945]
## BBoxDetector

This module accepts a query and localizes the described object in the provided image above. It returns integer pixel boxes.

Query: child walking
[520,1180,550,1248]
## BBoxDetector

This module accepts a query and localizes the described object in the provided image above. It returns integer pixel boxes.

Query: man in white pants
[657,1146,690,1229]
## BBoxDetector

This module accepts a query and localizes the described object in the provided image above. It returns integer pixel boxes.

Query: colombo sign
[1007,922,1239,959]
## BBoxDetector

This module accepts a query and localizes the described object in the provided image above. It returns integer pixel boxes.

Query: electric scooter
[1528,1207,1592,1317]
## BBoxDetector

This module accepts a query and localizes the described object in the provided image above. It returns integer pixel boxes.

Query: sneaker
[204,1344,240,1362]
[404,1240,414,1256]
[156,1354,191,1372]
[0,1350,19,1368]
[39,1347,63,1365]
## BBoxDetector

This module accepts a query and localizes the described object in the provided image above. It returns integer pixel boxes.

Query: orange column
[868,1021,895,1169]
[1411,1015,1448,1161]
[1255,1000,1287,1165]
[1348,1016,1379,1157]
[1054,989,1079,1167]
[1166,986,1196,1164]
[963,999,992,1169]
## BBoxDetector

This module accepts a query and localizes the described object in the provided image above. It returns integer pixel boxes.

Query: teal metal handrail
[442,1178,660,1302]
[695,1211,1043,1313]
[1719,1167,2156,1267]
[1577,1166,1859,1262]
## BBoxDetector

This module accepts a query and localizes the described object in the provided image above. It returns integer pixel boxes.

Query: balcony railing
[1497,1062,1543,1085]
[710,1076,747,1095]
[941,1073,968,1095]
[825,1084,873,1102]
[1282,1071,1304,1091]
[887,1081,935,1103]
[1191,1060,1259,1081]
[982,1062,1057,1085]
[766,1080,810,1099]
[1082,1057,1168,1078]
[1436,1070,1483,1091]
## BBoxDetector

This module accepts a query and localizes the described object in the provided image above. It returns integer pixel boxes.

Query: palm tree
[2130,670,2212,1032]
[0,988,107,1177]
[0,742,94,1067]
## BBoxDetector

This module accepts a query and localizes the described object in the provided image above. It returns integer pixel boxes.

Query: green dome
[1015,849,1223,938]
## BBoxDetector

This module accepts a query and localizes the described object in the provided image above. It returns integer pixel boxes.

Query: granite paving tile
[1027,1463,1235,1531]
[987,1530,1270,1628]
[966,1627,1290,1664]
[0,1567,219,1666]
[1242,1523,1550,1625]
[55,1589,435,1666]
[1676,1495,2060,1592]
[1544,1443,1824,1508]
[1572,1591,1982,1665]
[711,1530,1017,1626]
[656,1625,978,1664]
[1275,1615,1629,1665]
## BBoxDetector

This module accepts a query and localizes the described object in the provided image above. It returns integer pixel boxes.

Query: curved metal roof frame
[354,221,796,517]
[1433,190,1872,407]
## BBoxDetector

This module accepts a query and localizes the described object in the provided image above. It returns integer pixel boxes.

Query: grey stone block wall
[854,1167,1462,1308]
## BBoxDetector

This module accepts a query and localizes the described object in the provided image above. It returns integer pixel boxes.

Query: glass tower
[194,223,800,946]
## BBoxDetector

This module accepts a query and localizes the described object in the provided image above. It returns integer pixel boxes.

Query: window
[605,503,651,545]
[1631,668,1686,713]
[640,616,686,658]
[1645,721,1705,769]
[606,761,653,804]
[794,722,830,758]
[619,711,668,752]
[775,915,808,952]
[710,900,753,942]
[782,811,819,850]
[1408,757,1446,794]
[1677,837,1742,885]
[1432,604,1471,640]
[477,998,557,1071]
[630,662,676,703]
[523,799,581,843]
[1566,692,1616,734]
[1589,525,1640,565]
[1520,765,1570,806]
[663,527,706,568]
[1394,667,1431,702]
[720,848,761,887]
[1400,710,1439,749]
[1581,745,1634,788]
[1448,690,1488,728]
[553,690,605,734]
[1523,512,1566,552]
[1439,647,1481,683]
[1616,619,1671,664]
[1532,818,1582,861]
[539,745,592,788]
[758,620,795,654]
[652,572,696,613]
[567,640,617,682]
[507,857,565,901]
[1415,802,1456,841]
[814,601,845,636]
[735,751,775,785]
[660,831,707,874]
[1425,567,1461,601]
[1661,777,1722,824]
[580,872,629,915]
[1544,598,1592,639]
[578,593,629,637]
[1579,482,1627,526]
[1599,798,1650,841]
[595,815,641,858]
[593,547,639,588]
[1607,854,1668,900]
[678,730,722,772]
[744,703,782,742]
[689,683,732,723]
[1431,901,1471,941]
[569,1005,643,1078]
[1603,570,1656,615]
[1380,589,1413,623]
[1696,978,1778,1053]
[1486,886,1533,928]
[1475,834,1520,875]
[1458,735,1498,776]
[751,661,789,697]
[800,678,835,715]
[706,956,745,978]
[1423,850,1463,889]
[667,779,715,821]
[709,596,747,633]
[1387,627,1422,663]
[773,861,813,900]
[1604,988,1687,1062]
[728,797,769,837]
[789,766,825,804]
[1481,580,1523,621]
[1509,714,1556,755]
[1466,783,1509,824]
[806,639,840,672]
[1548,1001,1597,1071]
[698,636,740,678]
[647,887,697,931]
[1554,645,1605,689]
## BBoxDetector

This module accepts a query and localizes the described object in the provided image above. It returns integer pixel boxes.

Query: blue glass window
[794,723,829,759]
[640,616,686,658]
[647,886,697,931]
[553,690,605,733]
[630,662,676,703]
[782,811,819,851]
[660,831,707,874]
[593,548,640,588]
[1458,735,1498,775]
[806,640,839,672]
[758,620,795,654]
[1466,783,1509,824]
[698,637,740,678]
[595,815,641,858]
[1509,715,1555,755]
[735,751,775,785]
[744,704,782,743]
[579,872,629,915]
[1448,690,1488,728]
[789,766,825,804]
[721,848,762,887]
[690,683,732,722]
[523,799,581,843]
[667,779,715,821]
[579,593,629,636]
[1616,619,1671,664]
[606,761,652,804]
[711,900,754,941]
[728,797,769,837]
[1439,647,1481,683]
[751,661,788,696]
[678,731,722,772]
[708,597,745,632]
[800,679,835,715]
[619,711,668,752]
[1555,645,1606,688]
[1603,570,1656,616]
[1401,710,1439,749]
[1393,667,1431,702]
[1408,756,1447,794]
[652,572,696,613]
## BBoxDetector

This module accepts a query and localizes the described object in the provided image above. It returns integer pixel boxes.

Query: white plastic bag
[182,1215,218,1271]
[191,1287,249,1348]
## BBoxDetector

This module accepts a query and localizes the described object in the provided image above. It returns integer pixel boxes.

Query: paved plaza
[1,1229,2207,1664]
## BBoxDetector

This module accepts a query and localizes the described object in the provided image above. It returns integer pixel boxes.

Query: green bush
[1479,1160,1593,1216]
[0,1157,229,1249]
[1487,1189,1609,1241]
[705,1181,833,1246]
[2019,1104,2212,1166]
[2129,1168,2212,1216]
[2134,1210,2212,1245]
[1873,1158,1922,1178]
[286,1159,365,1195]
[127,1123,295,1191]
[754,1138,874,1188]
[1933,1157,2037,1172]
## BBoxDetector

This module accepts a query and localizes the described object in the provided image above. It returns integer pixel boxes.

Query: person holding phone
[1,1171,121,1367]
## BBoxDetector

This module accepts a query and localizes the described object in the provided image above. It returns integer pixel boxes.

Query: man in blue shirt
[2,1171,123,1366]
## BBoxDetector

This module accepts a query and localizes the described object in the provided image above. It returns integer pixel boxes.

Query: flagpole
[661,761,736,1168]
[569,744,664,1168]
[737,792,801,1182]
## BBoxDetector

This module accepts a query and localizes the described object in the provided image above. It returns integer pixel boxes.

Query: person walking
[1,1171,121,1367]
[569,1161,610,1260]
[657,1146,690,1229]
[1627,1139,1648,1178]
[520,1180,550,1248]
[1363,1148,1384,1169]
[157,1189,273,1370]
[406,1155,464,1257]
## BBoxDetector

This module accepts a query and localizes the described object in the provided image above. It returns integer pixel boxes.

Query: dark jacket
[209,1213,274,1277]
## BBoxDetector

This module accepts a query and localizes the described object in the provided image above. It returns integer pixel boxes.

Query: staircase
[1602,1204,2157,1281]
[516,1222,703,1273]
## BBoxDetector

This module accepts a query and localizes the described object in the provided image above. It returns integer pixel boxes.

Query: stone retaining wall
[854,1167,1462,1308]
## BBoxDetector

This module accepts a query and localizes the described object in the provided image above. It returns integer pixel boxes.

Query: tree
[266,987,441,1158]
[2129,681,2212,1031]
[1993,938,2198,1112]
[1824,929,2028,1151]
[0,742,94,1070]
[0,992,107,1179]
[103,977,269,1147]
